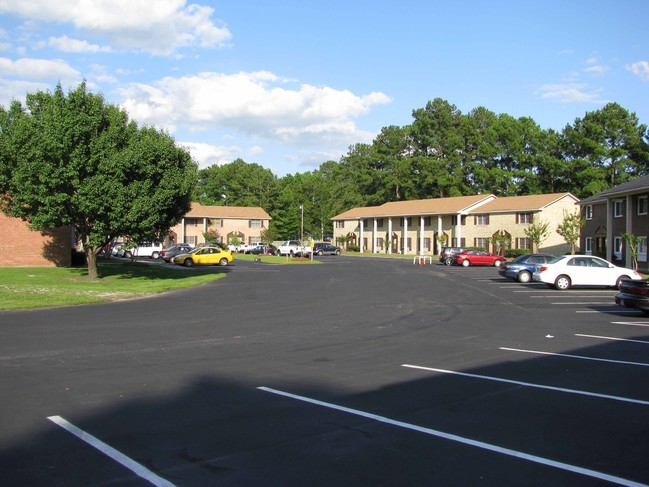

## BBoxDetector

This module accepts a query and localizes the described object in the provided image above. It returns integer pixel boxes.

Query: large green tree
[0,82,197,278]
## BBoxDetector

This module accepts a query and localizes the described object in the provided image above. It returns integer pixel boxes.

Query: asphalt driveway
[1,256,648,486]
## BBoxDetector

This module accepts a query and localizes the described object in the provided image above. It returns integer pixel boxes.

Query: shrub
[348,245,360,252]
[505,248,531,258]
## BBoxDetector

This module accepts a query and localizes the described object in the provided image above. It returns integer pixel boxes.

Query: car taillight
[539,265,549,272]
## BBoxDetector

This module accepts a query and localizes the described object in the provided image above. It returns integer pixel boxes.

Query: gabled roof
[577,175,649,205]
[468,193,579,213]
[331,194,495,220]
[186,203,271,219]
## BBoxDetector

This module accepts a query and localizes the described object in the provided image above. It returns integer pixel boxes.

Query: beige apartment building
[166,203,271,248]
[332,193,579,256]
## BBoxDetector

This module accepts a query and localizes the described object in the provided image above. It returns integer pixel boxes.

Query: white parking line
[47,416,176,487]
[611,321,649,327]
[258,386,648,487]
[500,347,649,367]
[401,364,649,406]
[575,334,649,345]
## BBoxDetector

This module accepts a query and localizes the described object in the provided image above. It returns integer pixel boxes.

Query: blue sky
[0,1,647,176]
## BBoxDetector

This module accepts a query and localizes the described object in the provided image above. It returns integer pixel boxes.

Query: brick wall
[0,213,72,266]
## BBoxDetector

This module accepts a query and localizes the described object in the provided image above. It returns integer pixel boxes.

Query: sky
[0,1,647,177]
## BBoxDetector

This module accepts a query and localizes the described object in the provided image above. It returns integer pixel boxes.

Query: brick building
[0,213,72,266]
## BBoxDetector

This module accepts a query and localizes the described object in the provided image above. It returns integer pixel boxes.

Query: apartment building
[166,203,272,248]
[578,175,649,272]
[332,193,579,256]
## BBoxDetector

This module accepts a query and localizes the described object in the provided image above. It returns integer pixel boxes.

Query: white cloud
[583,56,609,76]
[0,0,232,55]
[626,61,649,82]
[119,71,391,149]
[47,35,111,53]
[536,83,607,104]
[0,56,80,81]
[179,141,245,169]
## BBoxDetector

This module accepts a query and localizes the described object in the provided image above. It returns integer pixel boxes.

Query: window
[336,221,345,229]
[185,218,199,226]
[517,213,532,224]
[424,216,432,226]
[377,237,384,250]
[584,237,592,255]
[614,200,623,218]
[185,235,197,246]
[614,236,623,259]
[423,237,431,251]
[585,205,593,220]
[638,196,648,216]
[211,218,223,228]
[376,218,384,228]
[475,237,490,249]
[249,219,262,229]
[475,214,489,225]
[451,215,466,226]
[518,237,531,250]
[639,237,647,262]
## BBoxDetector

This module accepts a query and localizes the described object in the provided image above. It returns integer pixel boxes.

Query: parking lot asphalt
[1,256,648,486]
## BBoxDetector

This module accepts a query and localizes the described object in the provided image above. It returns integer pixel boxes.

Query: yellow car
[173,245,233,267]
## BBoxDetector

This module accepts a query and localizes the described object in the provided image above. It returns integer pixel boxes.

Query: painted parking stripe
[401,364,649,406]
[500,347,649,367]
[258,386,648,487]
[611,321,649,327]
[575,334,649,345]
[47,416,176,487]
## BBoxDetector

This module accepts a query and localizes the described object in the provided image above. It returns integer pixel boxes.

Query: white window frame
[613,200,623,218]
[518,212,532,224]
[476,214,488,226]
[585,205,593,220]
[584,237,592,255]
[614,236,623,259]
[639,236,647,262]
[638,196,648,216]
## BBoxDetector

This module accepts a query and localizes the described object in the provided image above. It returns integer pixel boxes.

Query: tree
[621,232,642,271]
[556,210,585,254]
[524,219,550,253]
[0,82,197,279]
[203,228,220,244]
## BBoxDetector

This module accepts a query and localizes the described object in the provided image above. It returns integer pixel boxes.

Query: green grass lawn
[0,259,228,310]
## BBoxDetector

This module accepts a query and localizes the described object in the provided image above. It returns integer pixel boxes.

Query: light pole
[300,205,304,242]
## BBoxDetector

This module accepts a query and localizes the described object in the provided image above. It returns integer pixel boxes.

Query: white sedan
[532,255,642,290]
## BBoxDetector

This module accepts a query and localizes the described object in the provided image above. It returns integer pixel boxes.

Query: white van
[131,242,163,259]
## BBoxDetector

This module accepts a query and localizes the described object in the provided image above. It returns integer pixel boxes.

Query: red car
[454,249,506,267]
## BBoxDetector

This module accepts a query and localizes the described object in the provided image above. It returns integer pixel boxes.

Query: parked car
[313,242,341,256]
[439,246,469,265]
[532,255,642,290]
[173,245,233,267]
[277,240,313,257]
[160,244,193,263]
[615,279,649,314]
[454,249,506,267]
[498,254,555,283]
[119,242,163,259]
[250,245,276,256]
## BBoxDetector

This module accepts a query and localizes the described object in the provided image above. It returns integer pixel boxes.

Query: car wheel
[494,260,502,267]
[616,275,630,289]
[444,257,453,266]
[124,251,132,258]
[317,250,323,256]
[554,275,571,290]
[335,250,340,255]
[461,259,470,267]
[151,251,160,259]
[219,258,228,266]
[517,271,531,283]
[183,258,193,268]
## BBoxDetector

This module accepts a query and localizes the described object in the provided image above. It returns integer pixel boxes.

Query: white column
[403,217,408,254]
[606,200,612,262]
[626,195,633,268]
[359,219,364,253]
[420,216,425,255]
[181,218,186,244]
[388,218,392,254]
[373,218,378,253]
[456,213,463,246]
[437,215,443,254]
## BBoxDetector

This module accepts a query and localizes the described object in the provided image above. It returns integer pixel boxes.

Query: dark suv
[439,246,468,265]
[313,242,341,256]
